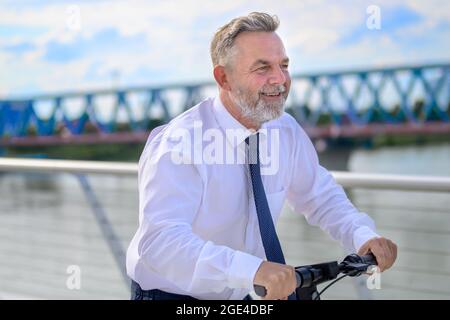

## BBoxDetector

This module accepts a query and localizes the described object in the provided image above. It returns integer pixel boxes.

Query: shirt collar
[212,96,268,148]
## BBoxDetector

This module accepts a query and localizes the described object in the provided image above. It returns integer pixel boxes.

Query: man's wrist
[353,226,380,253]
[228,250,263,290]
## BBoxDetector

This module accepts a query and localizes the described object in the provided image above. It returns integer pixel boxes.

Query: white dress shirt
[126,96,379,300]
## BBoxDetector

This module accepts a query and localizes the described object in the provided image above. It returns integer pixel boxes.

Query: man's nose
[268,66,287,85]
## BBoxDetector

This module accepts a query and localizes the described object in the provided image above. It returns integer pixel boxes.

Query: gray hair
[210,12,280,67]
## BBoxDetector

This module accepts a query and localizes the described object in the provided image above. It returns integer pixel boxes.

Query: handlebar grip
[254,285,267,297]
[359,253,378,266]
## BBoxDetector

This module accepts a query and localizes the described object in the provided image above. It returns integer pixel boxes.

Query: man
[126,12,397,300]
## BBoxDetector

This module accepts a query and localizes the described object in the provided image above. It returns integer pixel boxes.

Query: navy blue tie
[246,134,296,300]
[246,133,286,264]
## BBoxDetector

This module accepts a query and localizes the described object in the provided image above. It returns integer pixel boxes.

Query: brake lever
[339,261,372,276]
[339,253,378,277]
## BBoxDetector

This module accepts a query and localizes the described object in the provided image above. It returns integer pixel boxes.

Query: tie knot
[245,132,259,146]
[245,133,259,165]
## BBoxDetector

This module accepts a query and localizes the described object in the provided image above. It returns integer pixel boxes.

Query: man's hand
[358,237,397,272]
[253,261,297,300]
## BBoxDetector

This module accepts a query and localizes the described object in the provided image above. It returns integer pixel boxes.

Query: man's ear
[213,65,231,91]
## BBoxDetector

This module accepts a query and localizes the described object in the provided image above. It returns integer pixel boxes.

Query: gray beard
[230,86,286,125]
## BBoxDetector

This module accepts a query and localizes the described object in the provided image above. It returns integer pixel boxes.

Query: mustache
[259,84,286,95]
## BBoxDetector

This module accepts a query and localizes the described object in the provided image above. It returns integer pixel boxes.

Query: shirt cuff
[353,226,380,253]
[227,250,263,290]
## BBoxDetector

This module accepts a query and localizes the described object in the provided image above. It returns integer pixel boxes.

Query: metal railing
[1,157,449,192]
[1,157,449,299]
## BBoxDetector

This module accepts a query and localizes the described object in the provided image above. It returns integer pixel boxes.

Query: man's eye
[281,64,289,69]
[257,66,269,71]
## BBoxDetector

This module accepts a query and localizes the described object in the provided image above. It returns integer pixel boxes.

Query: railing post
[75,173,129,287]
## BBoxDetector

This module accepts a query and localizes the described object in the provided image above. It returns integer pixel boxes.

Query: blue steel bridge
[0,63,449,146]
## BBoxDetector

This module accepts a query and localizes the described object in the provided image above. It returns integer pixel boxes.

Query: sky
[1,0,449,99]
